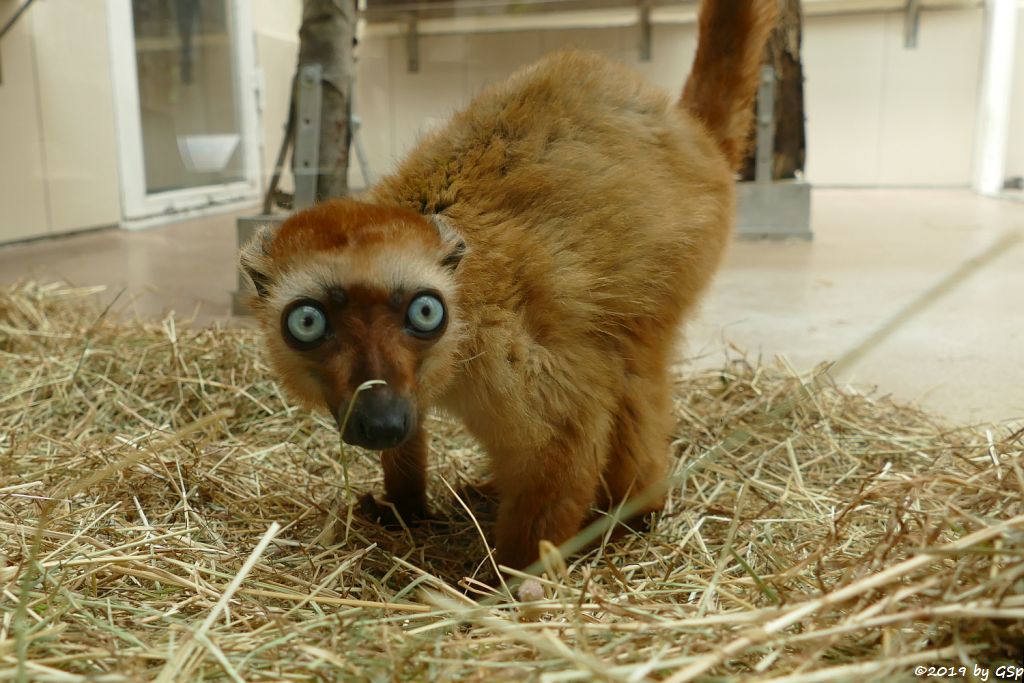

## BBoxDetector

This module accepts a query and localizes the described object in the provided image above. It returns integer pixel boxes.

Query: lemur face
[240,200,465,450]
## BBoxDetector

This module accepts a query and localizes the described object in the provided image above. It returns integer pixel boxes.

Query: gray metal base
[736,180,813,241]
[233,214,287,316]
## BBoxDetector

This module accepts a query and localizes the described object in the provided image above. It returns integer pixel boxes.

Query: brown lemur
[241,0,777,570]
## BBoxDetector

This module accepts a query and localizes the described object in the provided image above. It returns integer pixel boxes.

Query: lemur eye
[284,302,328,345]
[406,293,445,337]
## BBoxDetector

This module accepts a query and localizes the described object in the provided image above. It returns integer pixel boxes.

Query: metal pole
[754,65,776,184]
[294,64,324,210]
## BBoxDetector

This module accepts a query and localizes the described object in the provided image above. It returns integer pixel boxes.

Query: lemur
[241,0,776,571]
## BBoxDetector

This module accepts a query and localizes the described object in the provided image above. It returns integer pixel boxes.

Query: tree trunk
[741,0,806,181]
[296,0,357,200]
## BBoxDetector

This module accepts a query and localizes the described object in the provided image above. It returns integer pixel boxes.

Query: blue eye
[286,304,327,344]
[406,294,445,336]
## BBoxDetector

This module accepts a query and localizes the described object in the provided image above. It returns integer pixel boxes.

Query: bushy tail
[681,0,777,171]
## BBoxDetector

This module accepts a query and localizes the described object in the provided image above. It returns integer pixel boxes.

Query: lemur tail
[681,0,778,171]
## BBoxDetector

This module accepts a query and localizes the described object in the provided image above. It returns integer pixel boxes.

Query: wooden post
[296,0,357,201]
[741,0,805,182]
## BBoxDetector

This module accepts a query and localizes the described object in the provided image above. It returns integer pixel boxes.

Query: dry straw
[0,281,1021,681]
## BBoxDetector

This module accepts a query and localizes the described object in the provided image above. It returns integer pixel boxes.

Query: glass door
[107,0,260,223]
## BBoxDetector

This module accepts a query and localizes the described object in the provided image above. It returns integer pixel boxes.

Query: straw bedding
[1,281,1021,682]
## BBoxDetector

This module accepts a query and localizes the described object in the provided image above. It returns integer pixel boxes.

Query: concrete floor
[1,189,1022,425]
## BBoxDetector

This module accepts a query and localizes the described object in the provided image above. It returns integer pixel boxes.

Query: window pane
[132,0,244,194]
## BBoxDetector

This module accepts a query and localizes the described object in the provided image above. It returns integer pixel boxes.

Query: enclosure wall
[352,5,1024,190]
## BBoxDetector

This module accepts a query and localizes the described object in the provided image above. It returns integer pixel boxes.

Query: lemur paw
[358,493,432,529]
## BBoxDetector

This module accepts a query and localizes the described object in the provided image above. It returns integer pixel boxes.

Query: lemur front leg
[359,418,430,526]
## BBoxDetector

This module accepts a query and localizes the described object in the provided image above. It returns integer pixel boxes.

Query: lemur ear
[430,214,467,272]
[239,226,275,298]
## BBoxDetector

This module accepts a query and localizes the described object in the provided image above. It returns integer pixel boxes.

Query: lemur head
[240,199,466,451]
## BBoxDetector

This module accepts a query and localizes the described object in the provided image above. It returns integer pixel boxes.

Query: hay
[0,280,1022,682]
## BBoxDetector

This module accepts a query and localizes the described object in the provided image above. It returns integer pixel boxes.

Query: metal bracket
[346,74,374,188]
[755,65,776,184]
[350,113,374,188]
[405,14,419,73]
[637,1,652,62]
[904,0,921,49]
[294,63,323,209]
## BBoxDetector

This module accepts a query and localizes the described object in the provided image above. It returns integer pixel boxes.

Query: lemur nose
[354,411,409,450]
[339,389,413,451]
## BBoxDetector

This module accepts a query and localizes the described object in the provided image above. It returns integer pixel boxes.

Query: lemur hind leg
[596,366,674,537]
[490,427,609,570]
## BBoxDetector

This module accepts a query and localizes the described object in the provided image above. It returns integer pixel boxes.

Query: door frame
[105,0,262,224]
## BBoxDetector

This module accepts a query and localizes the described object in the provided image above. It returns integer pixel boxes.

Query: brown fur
[241,0,776,570]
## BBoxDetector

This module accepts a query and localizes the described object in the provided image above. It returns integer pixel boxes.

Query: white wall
[0,0,50,242]
[0,0,122,242]
[33,0,123,233]
[804,8,984,186]
[352,7,1000,189]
